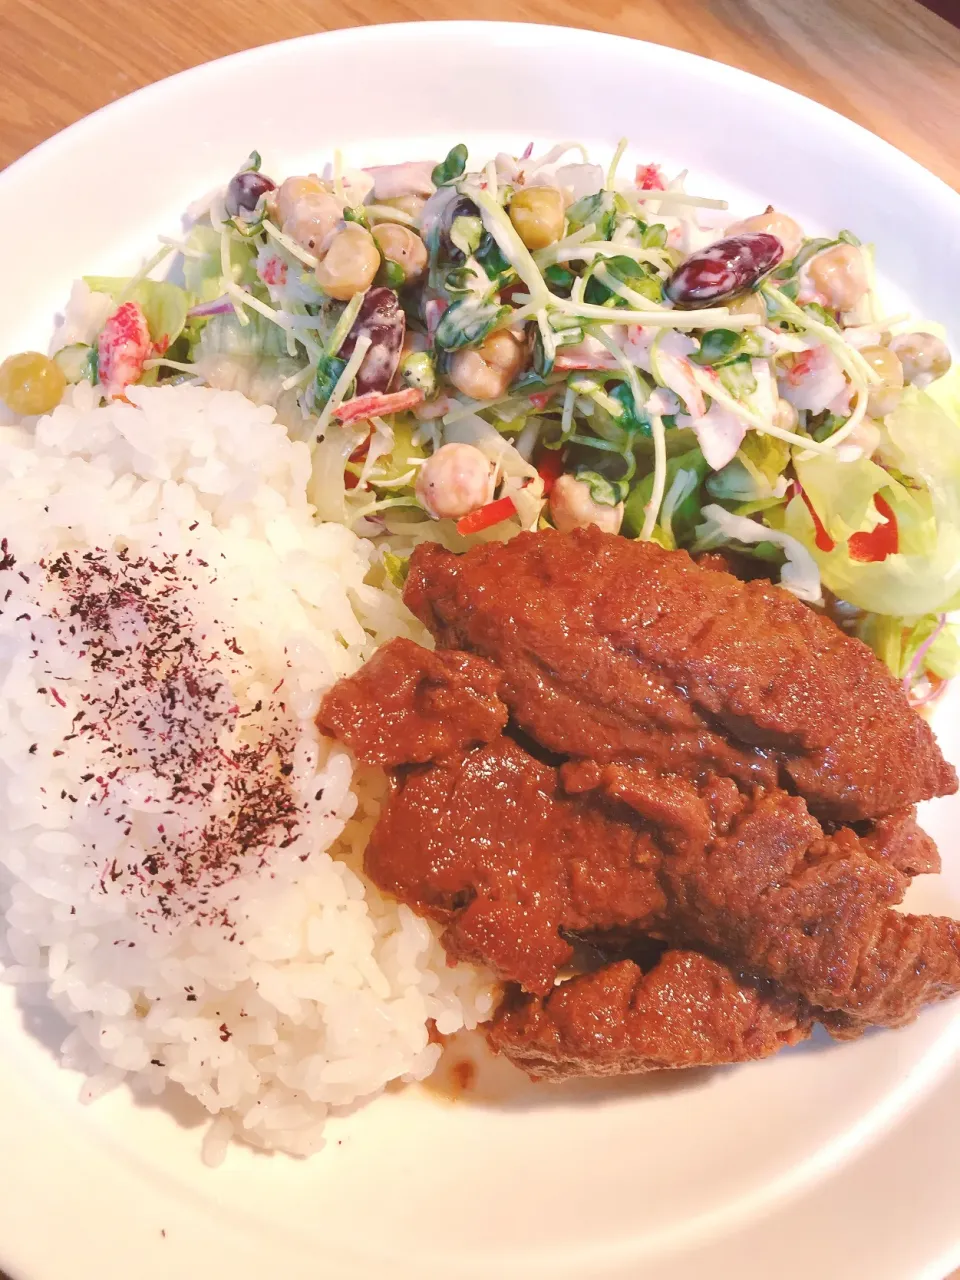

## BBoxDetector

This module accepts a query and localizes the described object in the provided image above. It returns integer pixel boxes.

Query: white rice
[0,381,496,1160]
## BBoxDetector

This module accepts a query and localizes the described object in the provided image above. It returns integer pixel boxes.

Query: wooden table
[0,0,958,188]
[0,3,959,1280]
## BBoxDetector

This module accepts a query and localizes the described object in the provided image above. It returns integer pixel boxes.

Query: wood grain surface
[0,0,959,187]
[0,3,958,1280]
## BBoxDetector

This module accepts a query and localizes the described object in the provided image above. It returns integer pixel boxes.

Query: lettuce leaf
[857,612,960,683]
[623,446,709,540]
[926,358,960,427]
[83,276,190,350]
[706,431,790,502]
[922,620,960,679]
[781,387,960,617]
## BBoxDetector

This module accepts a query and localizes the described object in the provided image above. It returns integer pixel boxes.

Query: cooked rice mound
[0,382,495,1161]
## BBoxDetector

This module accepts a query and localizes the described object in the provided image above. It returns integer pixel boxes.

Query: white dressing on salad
[11,137,957,703]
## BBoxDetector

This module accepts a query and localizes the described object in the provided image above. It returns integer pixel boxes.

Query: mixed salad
[1,140,958,705]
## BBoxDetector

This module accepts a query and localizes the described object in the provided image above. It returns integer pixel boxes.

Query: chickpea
[275,175,325,227]
[549,473,623,535]
[726,207,804,262]
[0,351,66,416]
[314,224,380,300]
[282,189,343,256]
[379,194,427,221]
[508,186,566,251]
[773,398,799,432]
[448,329,527,400]
[372,223,428,284]
[860,345,904,418]
[888,332,952,389]
[415,443,491,520]
[807,243,868,314]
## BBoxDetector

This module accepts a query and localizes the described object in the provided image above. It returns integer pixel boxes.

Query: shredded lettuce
[365,420,425,485]
[694,503,823,603]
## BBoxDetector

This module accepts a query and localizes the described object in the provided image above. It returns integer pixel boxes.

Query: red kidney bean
[340,287,406,395]
[225,170,277,218]
[665,232,784,309]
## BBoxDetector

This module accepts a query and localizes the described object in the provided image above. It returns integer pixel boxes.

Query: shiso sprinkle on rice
[0,382,496,1162]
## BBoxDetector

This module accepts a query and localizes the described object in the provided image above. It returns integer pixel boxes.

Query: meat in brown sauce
[854,808,941,877]
[318,528,958,1082]
[488,953,812,1082]
[364,735,666,994]
[405,530,956,821]
[318,636,506,767]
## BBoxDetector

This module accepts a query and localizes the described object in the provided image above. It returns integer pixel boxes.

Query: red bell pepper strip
[848,492,899,562]
[791,481,835,553]
[529,388,556,411]
[333,387,423,425]
[535,449,565,496]
[554,352,620,372]
[456,495,517,536]
[343,438,370,491]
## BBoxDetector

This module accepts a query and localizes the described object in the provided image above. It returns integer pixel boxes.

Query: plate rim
[1,20,960,1280]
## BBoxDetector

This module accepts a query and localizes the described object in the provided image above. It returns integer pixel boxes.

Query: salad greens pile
[17,140,960,707]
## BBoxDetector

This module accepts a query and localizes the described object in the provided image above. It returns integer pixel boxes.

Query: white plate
[1,22,959,1280]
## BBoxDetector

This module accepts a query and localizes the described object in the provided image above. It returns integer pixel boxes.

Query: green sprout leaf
[576,469,628,506]
[475,231,514,287]
[443,266,483,297]
[377,259,406,290]
[315,352,348,408]
[810,410,847,442]
[511,370,551,395]
[609,379,651,435]
[533,325,555,379]
[544,264,575,295]
[692,329,743,367]
[434,298,509,352]
[585,255,663,306]
[566,190,618,240]
[343,206,370,229]
[717,354,758,398]
[432,144,468,188]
